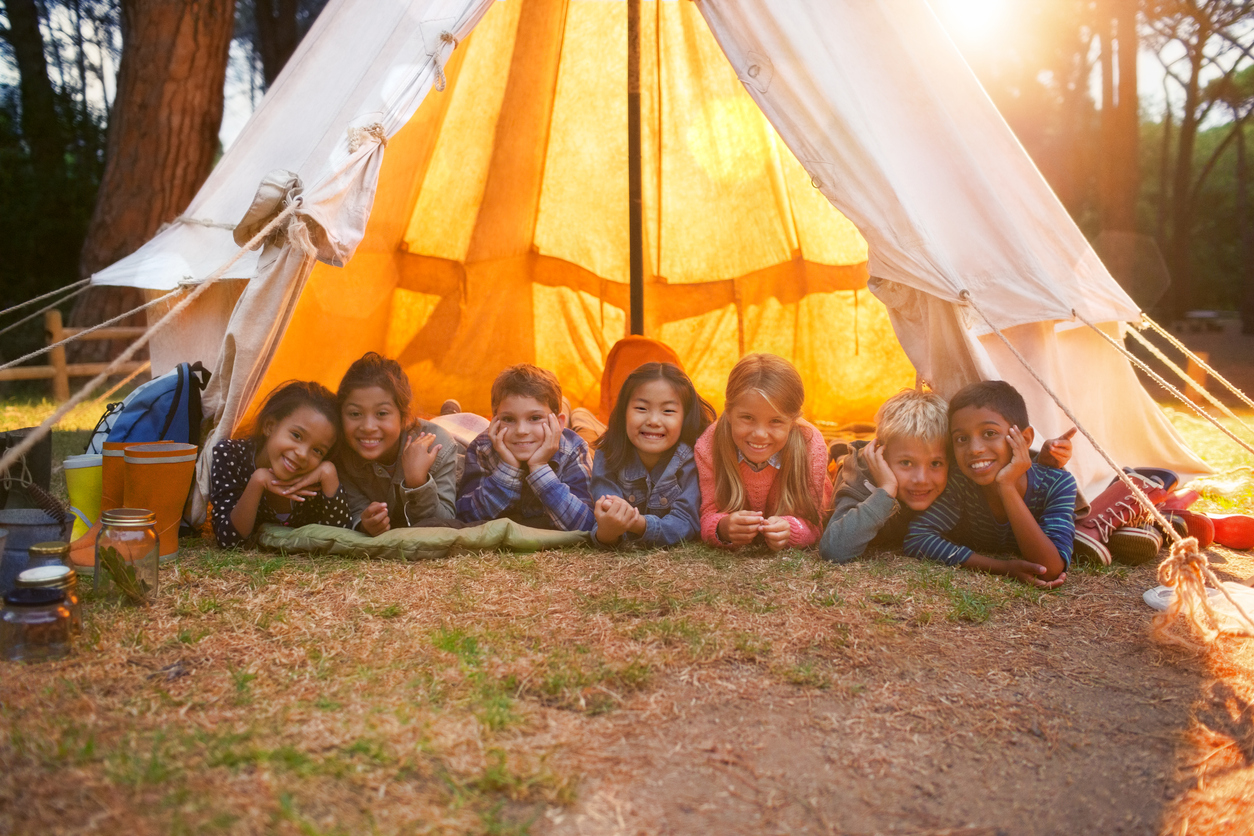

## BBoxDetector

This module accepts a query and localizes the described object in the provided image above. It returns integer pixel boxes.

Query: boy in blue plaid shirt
[456,364,595,531]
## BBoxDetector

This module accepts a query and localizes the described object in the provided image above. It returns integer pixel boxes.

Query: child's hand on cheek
[865,440,898,498]
[719,510,764,545]
[995,426,1033,489]
[402,432,442,488]
[488,418,520,468]
[528,414,562,468]
[760,516,792,551]
[360,501,391,537]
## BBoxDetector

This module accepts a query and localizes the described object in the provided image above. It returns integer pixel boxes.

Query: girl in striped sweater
[695,354,831,550]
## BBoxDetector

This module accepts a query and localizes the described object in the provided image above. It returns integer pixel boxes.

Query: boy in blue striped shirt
[904,381,1075,589]
[456,364,595,532]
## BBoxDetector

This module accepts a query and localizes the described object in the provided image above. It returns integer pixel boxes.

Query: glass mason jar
[1,588,72,662]
[17,565,82,635]
[27,541,70,570]
[94,508,158,605]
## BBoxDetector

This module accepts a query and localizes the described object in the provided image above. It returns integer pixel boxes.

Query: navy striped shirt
[903,464,1077,567]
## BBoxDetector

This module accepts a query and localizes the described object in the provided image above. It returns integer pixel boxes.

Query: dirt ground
[538,558,1253,836]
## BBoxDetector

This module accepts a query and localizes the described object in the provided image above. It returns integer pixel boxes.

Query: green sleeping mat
[256,519,589,561]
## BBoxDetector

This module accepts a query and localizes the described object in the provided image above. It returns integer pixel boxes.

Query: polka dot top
[210,438,353,548]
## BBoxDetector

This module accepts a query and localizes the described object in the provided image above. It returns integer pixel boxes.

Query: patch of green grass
[367,602,404,619]
[531,651,652,714]
[630,616,711,652]
[945,586,998,623]
[230,668,258,705]
[731,631,772,660]
[106,732,182,787]
[779,660,832,689]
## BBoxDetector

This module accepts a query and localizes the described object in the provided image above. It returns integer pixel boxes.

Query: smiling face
[729,390,795,466]
[624,378,685,470]
[949,405,1018,487]
[340,385,403,463]
[882,436,948,511]
[496,394,559,460]
[258,405,336,480]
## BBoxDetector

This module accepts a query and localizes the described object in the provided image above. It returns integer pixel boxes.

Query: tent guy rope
[1142,315,1254,411]
[958,291,1254,646]
[1126,326,1254,443]
[0,277,90,319]
[0,290,181,373]
[0,281,93,339]
[1077,316,1254,458]
[0,199,307,481]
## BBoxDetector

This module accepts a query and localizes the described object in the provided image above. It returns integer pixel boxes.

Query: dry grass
[0,400,1252,834]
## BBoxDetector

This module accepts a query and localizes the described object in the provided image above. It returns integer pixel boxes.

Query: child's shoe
[1211,515,1254,550]
[1073,472,1168,565]
[1163,510,1215,549]
[1161,489,1200,511]
[1106,523,1163,565]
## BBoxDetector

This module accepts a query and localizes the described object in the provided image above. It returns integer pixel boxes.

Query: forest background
[2,0,1254,369]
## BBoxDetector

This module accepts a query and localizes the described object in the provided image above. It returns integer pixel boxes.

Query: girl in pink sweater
[696,354,832,550]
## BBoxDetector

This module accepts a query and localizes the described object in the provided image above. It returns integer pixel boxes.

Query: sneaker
[1164,510,1215,549]
[439,399,461,416]
[1107,523,1163,565]
[1073,472,1168,565]
[1161,489,1200,511]
[1212,514,1254,550]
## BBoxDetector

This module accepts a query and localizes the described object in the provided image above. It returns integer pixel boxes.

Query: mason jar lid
[101,508,157,528]
[4,588,65,607]
[17,564,76,590]
[28,541,70,558]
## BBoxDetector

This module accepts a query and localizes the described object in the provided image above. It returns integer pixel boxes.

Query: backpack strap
[158,363,187,441]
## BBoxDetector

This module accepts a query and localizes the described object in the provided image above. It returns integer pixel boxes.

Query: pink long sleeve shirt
[695,419,832,549]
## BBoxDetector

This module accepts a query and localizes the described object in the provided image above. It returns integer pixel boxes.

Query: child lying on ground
[456,364,595,531]
[819,390,949,564]
[696,353,831,550]
[590,362,715,547]
[821,390,1077,564]
[210,381,351,547]
[904,380,1076,588]
[335,353,459,534]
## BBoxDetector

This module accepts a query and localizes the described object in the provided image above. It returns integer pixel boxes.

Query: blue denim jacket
[589,443,700,547]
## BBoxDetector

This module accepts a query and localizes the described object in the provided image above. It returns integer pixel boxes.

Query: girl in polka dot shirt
[210,381,353,547]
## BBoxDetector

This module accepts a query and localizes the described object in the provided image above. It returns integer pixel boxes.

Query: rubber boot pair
[1073,472,1169,566]
[67,441,197,570]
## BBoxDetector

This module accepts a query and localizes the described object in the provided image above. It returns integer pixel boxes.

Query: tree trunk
[72,0,237,361]
[3,0,65,182]
[1238,126,1254,333]
[253,0,300,87]
[1098,0,1140,233]
[1163,37,1207,320]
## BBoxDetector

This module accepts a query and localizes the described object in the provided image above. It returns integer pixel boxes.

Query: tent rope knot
[1154,535,1254,647]
[432,32,460,92]
[347,123,387,154]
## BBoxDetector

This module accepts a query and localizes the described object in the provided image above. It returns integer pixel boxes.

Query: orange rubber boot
[122,443,198,561]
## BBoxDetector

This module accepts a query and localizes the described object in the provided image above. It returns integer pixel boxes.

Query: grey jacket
[337,420,458,529]
[818,440,912,564]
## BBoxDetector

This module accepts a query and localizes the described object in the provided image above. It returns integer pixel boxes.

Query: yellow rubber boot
[122,443,198,560]
[63,454,103,540]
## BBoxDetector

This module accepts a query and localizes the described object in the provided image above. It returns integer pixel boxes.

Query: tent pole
[628,0,644,335]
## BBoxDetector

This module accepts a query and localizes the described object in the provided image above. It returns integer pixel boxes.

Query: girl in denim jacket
[590,363,715,547]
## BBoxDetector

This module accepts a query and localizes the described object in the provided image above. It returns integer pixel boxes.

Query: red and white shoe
[1211,515,1254,550]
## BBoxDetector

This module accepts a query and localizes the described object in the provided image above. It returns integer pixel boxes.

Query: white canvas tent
[89,0,1208,517]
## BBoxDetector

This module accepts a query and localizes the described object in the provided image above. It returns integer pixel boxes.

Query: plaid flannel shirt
[455,427,595,532]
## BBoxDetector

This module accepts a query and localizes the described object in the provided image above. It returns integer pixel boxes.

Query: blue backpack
[86,362,211,454]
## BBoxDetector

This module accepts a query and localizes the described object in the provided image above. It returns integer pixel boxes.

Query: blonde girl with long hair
[695,354,832,550]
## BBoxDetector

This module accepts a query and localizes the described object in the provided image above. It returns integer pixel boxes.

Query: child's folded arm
[903,494,972,567]
[634,456,701,546]
[819,489,899,564]
[527,452,595,532]
[1016,467,1077,571]
[455,439,524,522]
[293,484,353,530]
[781,514,822,548]
[210,440,255,548]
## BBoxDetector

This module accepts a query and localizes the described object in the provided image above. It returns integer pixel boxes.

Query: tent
[89,0,1208,517]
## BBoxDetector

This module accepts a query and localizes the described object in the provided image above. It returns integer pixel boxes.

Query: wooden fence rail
[0,310,147,400]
